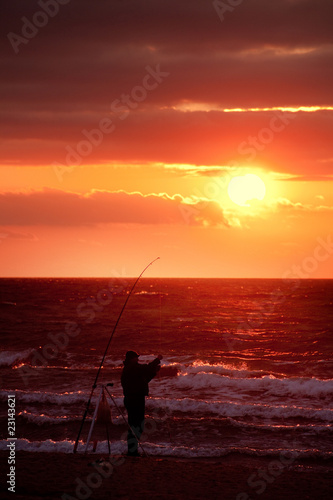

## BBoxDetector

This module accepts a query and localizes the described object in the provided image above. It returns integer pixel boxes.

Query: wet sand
[1,451,332,500]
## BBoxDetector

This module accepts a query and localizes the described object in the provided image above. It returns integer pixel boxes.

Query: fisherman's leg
[124,397,141,455]
[129,397,146,454]
[127,415,140,455]
[136,396,145,437]
[124,397,145,455]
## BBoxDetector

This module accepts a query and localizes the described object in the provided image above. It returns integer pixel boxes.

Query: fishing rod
[73,257,160,453]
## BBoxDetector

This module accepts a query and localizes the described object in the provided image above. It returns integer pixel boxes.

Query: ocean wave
[149,397,333,422]
[172,368,333,399]
[0,438,331,459]
[17,410,78,425]
[219,418,333,435]
[0,349,35,367]
[16,409,124,426]
[9,408,333,437]
[179,361,274,379]
[0,389,127,414]
[1,387,332,423]
[0,438,75,453]
[0,389,92,405]
[14,362,106,371]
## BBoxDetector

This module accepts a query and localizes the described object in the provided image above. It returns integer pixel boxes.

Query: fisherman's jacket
[121,358,161,398]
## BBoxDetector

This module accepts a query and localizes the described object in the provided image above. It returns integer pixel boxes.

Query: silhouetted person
[121,350,162,456]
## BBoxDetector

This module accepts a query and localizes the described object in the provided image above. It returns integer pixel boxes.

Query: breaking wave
[0,349,34,367]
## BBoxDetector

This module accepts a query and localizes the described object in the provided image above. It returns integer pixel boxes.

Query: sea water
[0,278,332,458]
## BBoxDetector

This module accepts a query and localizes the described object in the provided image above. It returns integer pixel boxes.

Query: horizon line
[0,276,332,280]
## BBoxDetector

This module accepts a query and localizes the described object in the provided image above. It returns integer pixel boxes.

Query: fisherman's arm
[146,355,163,380]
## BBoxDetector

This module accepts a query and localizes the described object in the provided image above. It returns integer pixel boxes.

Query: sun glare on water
[227,173,266,207]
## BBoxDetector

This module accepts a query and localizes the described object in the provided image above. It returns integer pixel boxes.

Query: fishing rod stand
[84,384,112,454]
[84,383,148,457]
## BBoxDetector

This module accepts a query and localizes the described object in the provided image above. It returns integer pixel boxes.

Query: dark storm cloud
[1,48,333,112]
[2,0,333,108]
[3,0,333,55]
[1,0,332,173]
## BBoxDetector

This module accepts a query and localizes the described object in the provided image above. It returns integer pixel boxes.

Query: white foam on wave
[15,407,333,436]
[2,384,332,425]
[0,349,34,367]
[17,409,124,426]
[210,417,333,435]
[17,410,78,425]
[185,360,266,378]
[172,367,333,399]
[0,389,90,405]
[13,406,333,436]
[148,396,333,422]
[0,438,75,453]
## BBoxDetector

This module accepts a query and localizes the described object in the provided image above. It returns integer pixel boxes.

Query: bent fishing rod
[73,257,160,453]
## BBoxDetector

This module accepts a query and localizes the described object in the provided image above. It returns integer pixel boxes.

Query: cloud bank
[0,189,230,227]
[1,0,332,176]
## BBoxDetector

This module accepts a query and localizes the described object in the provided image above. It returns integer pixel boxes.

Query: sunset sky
[1,0,333,278]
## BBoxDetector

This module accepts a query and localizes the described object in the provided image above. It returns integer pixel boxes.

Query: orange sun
[228,174,266,206]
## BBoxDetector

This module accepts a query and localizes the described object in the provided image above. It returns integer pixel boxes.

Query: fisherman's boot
[127,428,140,457]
